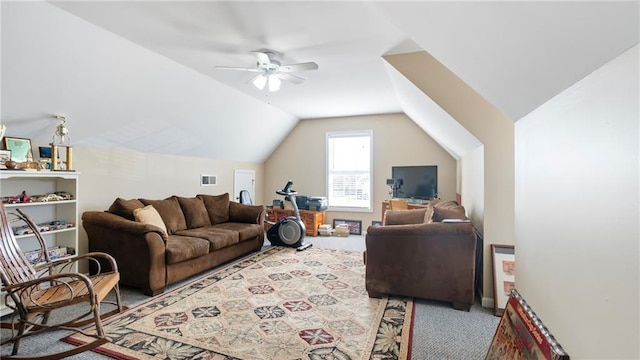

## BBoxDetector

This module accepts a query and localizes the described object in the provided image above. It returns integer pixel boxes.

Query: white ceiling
[4,1,638,162]
[50,1,639,122]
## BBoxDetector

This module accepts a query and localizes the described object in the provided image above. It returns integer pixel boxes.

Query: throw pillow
[197,193,230,225]
[384,208,428,225]
[431,206,468,222]
[139,197,187,234]
[176,196,212,229]
[107,198,145,220]
[133,205,167,235]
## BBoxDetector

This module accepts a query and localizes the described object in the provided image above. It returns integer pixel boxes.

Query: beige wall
[74,146,263,256]
[263,113,457,227]
[384,51,514,302]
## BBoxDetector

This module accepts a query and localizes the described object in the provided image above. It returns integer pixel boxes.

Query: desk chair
[389,198,409,210]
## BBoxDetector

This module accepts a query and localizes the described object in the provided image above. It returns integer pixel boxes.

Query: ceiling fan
[216,50,319,92]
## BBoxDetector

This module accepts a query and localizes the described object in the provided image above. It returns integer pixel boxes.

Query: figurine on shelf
[6,191,32,204]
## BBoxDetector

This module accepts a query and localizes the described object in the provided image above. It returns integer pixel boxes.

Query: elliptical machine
[266,180,313,251]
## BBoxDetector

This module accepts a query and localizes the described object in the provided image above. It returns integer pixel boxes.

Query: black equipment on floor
[266,180,312,251]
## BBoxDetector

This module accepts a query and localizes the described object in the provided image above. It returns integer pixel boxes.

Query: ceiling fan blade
[277,72,305,85]
[279,62,319,72]
[215,66,260,72]
[252,51,271,66]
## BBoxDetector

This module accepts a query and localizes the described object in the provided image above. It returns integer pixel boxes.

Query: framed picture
[0,149,11,169]
[485,289,570,360]
[371,220,382,226]
[2,137,33,163]
[332,219,362,235]
[491,244,515,316]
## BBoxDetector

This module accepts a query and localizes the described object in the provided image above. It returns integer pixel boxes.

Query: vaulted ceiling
[2,1,638,162]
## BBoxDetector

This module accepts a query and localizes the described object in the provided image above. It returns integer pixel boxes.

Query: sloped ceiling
[2,1,638,162]
[375,1,639,121]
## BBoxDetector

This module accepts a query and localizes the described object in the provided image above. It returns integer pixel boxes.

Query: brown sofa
[82,193,265,296]
[364,200,477,311]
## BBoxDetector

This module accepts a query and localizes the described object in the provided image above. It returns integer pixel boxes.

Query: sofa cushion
[212,222,264,242]
[384,208,429,226]
[165,235,210,264]
[431,206,468,222]
[140,197,187,234]
[176,196,212,229]
[108,198,144,221]
[133,205,168,235]
[174,227,239,251]
[197,193,230,225]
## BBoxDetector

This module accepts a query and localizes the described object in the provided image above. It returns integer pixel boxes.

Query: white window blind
[326,130,372,211]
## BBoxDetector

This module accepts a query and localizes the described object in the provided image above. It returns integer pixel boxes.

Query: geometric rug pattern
[65,246,413,359]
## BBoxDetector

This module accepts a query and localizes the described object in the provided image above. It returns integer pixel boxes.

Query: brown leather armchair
[364,202,477,311]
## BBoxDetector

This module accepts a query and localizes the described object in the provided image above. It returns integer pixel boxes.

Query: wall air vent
[200,174,217,186]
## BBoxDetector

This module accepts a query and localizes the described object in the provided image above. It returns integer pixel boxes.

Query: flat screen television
[391,165,438,200]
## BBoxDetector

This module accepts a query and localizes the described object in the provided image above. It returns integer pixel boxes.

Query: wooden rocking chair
[0,203,124,359]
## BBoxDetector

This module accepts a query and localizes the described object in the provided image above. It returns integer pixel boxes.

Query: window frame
[325,130,373,213]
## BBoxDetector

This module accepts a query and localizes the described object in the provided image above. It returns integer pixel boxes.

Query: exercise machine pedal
[296,243,313,251]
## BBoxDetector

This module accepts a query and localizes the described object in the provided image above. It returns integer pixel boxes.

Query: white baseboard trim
[482,296,494,309]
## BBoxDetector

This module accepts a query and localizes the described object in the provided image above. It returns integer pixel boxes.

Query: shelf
[0,170,80,179]
[4,200,76,208]
[0,171,79,318]
[15,227,77,240]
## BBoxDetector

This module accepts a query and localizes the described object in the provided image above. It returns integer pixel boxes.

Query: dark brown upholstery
[176,196,212,229]
[84,194,265,296]
[140,197,188,234]
[365,203,477,311]
[107,198,144,220]
[198,193,230,224]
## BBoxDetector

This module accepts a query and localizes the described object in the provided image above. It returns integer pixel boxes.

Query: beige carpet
[65,246,414,360]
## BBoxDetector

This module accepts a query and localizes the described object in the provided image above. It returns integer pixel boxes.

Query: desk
[381,200,431,220]
[266,208,325,237]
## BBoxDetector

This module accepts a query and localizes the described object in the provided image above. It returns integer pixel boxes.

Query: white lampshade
[268,74,281,92]
[252,75,267,90]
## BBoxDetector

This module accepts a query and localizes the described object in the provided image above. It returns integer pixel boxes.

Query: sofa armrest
[82,211,168,240]
[229,202,266,224]
[82,211,168,295]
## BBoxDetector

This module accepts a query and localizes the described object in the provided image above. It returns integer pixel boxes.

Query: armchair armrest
[34,251,119,275]
[2,271,97,307]
[229,202,266,224]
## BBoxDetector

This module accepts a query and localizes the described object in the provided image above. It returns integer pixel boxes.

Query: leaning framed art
[2,136,33,163]
[485,289,570,360]
[332,219,362,235]
[491,244,515,316]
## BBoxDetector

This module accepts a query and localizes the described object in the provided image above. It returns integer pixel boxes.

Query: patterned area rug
[64,246,414,360]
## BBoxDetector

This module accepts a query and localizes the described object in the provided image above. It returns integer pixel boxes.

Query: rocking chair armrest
[1,271,96,300]
[33,252,119,274]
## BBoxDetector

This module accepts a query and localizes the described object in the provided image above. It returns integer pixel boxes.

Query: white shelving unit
[0,170,80,317]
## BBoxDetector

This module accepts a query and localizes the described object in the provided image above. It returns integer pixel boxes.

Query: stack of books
[318,224,333,236]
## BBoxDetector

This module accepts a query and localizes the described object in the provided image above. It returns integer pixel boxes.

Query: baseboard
[482,296,494,309]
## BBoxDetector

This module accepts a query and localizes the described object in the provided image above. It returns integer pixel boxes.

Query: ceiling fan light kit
[217,50,318,92]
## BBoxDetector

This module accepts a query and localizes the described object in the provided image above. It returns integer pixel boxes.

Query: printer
[307,196,328,211]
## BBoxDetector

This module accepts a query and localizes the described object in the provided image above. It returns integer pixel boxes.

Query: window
[326,130,373,212]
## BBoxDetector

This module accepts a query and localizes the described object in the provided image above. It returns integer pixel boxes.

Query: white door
[234,169,255,203]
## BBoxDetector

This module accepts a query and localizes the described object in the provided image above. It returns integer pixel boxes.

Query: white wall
[515,44,639,358]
